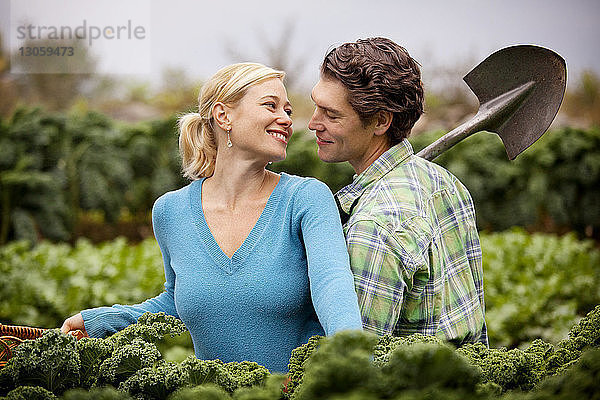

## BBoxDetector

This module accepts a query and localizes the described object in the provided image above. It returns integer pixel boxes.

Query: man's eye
[285,109,293,116]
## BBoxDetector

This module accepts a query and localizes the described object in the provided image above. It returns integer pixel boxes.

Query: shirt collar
[336,139,414,214]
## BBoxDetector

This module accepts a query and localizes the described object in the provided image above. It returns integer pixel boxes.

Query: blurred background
[0,0,598,350]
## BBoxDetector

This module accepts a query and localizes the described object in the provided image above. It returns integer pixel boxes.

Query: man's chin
[317,148,343,163]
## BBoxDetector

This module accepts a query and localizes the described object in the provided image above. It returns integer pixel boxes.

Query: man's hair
[321,37,424,145]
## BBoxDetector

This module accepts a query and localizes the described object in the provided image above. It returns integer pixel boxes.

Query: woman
[61,63,362,373]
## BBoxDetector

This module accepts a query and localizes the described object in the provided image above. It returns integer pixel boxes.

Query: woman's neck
[203,153,277,210]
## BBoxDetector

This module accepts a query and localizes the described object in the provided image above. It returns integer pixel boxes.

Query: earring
[226,127,233,148]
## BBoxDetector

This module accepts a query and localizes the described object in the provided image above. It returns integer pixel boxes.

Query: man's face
[308,76,376,171]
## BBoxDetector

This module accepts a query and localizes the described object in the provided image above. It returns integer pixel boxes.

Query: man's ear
[373,111,393,136]
[212,102,231,131]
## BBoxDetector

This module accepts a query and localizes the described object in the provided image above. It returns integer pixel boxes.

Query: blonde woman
[61,63,362,372]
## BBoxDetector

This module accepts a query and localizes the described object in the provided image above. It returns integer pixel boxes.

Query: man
[309,37,488,346]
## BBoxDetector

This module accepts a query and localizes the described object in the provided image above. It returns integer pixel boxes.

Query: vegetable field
[0,230,599,399]
[1,307,599,399]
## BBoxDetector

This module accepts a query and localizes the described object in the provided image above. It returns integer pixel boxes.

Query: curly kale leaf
[107,312,188,347]
[457,343,539,391]
[380,343,481,395]
[76,337,115,389]
[96,338,162,387]
[4,385,57,400]
[169,384,231,400]
[529,347,600,400]
[284,335,323,398]
[3,329,80,394]
[293,330,380,400]
[372,333,444,366]
[180,357,237,393]
[546,304,600,376]
[118,360,186,400]
[232,373,288,400]
[223,360,270,389]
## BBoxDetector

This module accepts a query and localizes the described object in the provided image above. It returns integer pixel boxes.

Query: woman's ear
[373,111,393,136]
[212,102,231,131]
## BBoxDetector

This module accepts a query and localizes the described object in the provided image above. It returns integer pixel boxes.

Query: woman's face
[228,78,293,163]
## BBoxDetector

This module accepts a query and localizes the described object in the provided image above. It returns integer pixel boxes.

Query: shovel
[416,45,567,161]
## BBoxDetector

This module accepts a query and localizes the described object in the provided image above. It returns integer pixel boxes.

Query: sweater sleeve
[297,179,363,335]
[81,195,180,338]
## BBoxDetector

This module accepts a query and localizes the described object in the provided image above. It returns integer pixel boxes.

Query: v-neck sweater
[81,173,362,372]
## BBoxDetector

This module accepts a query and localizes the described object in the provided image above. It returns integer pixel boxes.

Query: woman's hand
[60,313,90,338]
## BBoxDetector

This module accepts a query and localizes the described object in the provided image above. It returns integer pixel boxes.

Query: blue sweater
[81,173,362,372]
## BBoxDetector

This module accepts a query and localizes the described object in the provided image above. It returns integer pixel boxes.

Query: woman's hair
[178,62,285,179]
[321,37,424,145]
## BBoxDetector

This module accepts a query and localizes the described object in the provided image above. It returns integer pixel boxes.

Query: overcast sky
[1,0,599,91]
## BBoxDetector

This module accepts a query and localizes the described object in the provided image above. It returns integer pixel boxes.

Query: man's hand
[60,313,90,338]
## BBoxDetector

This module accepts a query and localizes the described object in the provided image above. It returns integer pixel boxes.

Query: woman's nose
[278,112,292,128]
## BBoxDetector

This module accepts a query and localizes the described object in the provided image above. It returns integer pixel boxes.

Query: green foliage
[232,374,287,400]
[61,386,133,400]
[96,338,162,388]
[2,228,597,352]
[0,107,185,244]
[77,338,115,389]
[409,127,600,238]
[0,237,165,327]
[481,229,600,347]
[458,343,539,391]
[4,385,57,400]
[169,384,231,400]
[181,357,270,394]
[2,309,600,399]
[118,360,186,400]
[524,348,600,400]
[380,343,481,394]
[372,333,444,366]
[285,335,323,397]
[292,330,380,400]
[1,330,80,394]
[108,312,188,347]
[2,106,598,244]
[546,304,600,376]
[293,332,481,400]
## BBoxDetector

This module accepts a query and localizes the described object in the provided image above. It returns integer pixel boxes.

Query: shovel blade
[464,45,567,159]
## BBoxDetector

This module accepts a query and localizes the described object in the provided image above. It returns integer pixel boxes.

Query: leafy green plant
[481,229,600,347]
[0,237,165,328]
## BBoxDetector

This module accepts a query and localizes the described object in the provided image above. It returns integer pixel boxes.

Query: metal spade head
[463,45,567,159]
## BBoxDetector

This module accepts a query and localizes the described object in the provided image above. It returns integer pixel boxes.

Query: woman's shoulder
[278,173,335,208]
[279,172,333,194]
[153,180,199,213]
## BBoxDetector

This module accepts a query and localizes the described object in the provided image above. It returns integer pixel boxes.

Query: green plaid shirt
[336,140,488,345]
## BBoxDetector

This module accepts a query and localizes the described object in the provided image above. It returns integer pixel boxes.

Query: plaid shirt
[336,140,488,345]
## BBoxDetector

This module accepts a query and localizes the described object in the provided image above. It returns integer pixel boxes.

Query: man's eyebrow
[311,93,341,115]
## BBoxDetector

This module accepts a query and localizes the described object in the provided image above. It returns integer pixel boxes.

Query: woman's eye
[263,102,276,109]
[285,109,293,116]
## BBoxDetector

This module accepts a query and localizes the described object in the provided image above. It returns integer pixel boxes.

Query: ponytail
[178,113,217,179]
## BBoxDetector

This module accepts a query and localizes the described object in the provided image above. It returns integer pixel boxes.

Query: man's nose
[308,110,320,131]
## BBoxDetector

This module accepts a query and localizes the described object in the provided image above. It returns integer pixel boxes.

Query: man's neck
[350,138,392,176]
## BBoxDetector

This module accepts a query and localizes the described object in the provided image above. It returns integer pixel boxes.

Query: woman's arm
[297,179,363,334]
